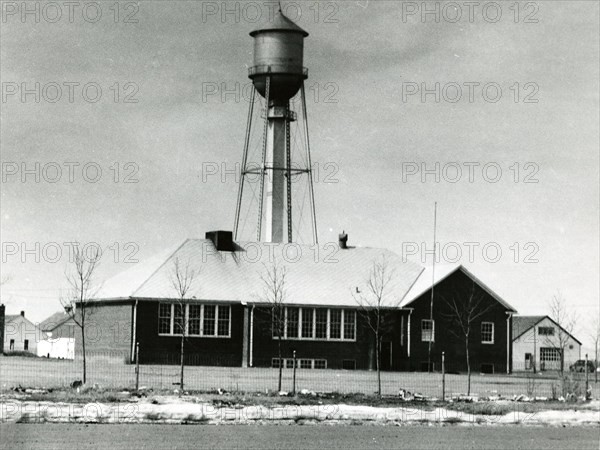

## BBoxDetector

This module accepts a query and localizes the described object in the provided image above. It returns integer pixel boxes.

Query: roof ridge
[131,239,191,297]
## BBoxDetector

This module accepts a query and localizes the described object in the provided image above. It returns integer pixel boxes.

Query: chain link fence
[1,352,596,400]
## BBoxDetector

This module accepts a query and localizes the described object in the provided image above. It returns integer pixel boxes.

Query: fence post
[585,353,589,400]
[292,350,297,396]
[441,351,445,402]
[135,342,140,391]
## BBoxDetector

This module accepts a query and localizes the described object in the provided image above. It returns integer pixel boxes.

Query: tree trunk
[465,338,471,396]
[277,335,282,392]
[180,333,185,395]
[376,335,381,397]
[81,323,87,385]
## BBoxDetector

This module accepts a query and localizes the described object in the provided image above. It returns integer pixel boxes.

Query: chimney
[206,230,235,252]
[338,231,348,249]
[20,310,25,317]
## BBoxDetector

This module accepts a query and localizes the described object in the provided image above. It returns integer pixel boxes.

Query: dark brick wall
[403,269,512,373]
[251,307,405,370]
[74,301,133,361]
[136,302,244,366]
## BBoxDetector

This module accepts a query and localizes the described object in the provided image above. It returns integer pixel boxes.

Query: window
[217,306,230,336]
[481,322,494,344]
[301,309,313,338]
[158,303,231,337]
[344,310,356,340]
[174,304,185,335]
[421,319,434,342]
[538,327,554,336]
[272,307,357,341]
[203,305,216,336]
[188,305,201,336]
[24,340,29,351]
[315,309,328,338]
[342,359,356,370]
[300,359,312,369]
[158,303,171,334]
[330,309,342,339]
[272,358,283,368]
[286,308,299,338]
[314,359,327,369]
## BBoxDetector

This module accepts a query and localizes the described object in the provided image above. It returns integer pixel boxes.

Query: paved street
[1,424,598,450]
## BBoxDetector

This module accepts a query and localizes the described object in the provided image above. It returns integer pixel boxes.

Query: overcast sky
[1,1,598,348]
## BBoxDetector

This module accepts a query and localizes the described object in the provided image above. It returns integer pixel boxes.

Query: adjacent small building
[512,315,581,371]
[2,311,39,354]
[37,311,76,359]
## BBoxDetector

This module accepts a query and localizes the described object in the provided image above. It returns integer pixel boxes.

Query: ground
[1,424,598,450]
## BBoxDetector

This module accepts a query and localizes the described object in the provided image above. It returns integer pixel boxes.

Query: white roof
[94,239,424,308]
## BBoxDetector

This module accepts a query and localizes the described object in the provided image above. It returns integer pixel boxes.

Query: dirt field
[0,355,592,398]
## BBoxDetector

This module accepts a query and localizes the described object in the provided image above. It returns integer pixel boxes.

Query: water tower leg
[301,81,319,245]
[234,85,256,240]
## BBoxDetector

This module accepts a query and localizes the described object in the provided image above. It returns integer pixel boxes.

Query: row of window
[420,320,495,344]
[158,303,231,337]
[157,304,497,346]
[272,358,328,369]
[538,326,554,336]
[272,307,356,341]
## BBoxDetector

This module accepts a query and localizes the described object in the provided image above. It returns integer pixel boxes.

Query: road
[1,424,598,449]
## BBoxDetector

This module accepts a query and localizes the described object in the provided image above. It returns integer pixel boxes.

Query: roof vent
[20,310,25,317]
[206,230,235,252]
[339,231,348,249]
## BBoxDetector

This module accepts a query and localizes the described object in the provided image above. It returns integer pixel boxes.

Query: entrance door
[380,341,392,370]
[525,353,532,370]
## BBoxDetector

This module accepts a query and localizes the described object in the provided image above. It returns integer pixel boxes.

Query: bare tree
[353,255,398,397]
[257,260,287,392]
[441,281,494,395]
[60,245,101,385]
[546,291,577,374]
[169,257,197,395]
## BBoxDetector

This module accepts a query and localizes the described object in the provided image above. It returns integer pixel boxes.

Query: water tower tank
[249,11,308,106]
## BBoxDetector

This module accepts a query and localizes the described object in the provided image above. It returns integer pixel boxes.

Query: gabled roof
[512,315,546,340]
[94,239,424,308]
[400,263,517,312]
[39,312,73,332]
[4,314,37,326]
[512,315,582,345]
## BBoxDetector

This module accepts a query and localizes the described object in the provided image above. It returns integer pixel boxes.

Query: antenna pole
[427,202,437,373]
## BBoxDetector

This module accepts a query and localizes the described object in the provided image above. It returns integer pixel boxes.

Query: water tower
[233,8,318,244]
